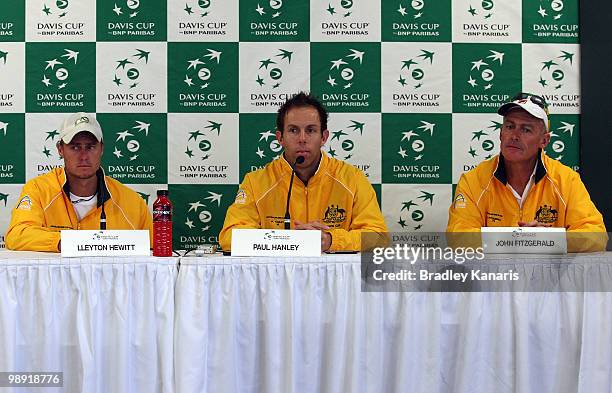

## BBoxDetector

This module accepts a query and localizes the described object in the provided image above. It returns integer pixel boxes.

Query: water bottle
[153,189,172,257]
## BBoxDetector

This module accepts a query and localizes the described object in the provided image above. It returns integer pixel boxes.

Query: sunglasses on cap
[512,92,549,111]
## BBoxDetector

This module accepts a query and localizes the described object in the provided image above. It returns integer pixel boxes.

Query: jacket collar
[280,151,327,185]
[62,167,111,208]
[494,149,547,185]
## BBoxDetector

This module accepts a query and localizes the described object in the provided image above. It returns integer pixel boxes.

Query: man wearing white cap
[447,93,606,249]
[5,112,152,252]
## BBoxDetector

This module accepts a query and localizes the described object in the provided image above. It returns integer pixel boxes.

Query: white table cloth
[0,251,178,393]
[175,253,612,393]
[2,250,611,393]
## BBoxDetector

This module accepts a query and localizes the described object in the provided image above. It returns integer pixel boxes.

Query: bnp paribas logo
[41,0,72,18]
[112,49,150,90]
[396,120,435,161]
[326,48,365,90]
[184,0,213,17]
[383,113,451,183]
[184,120,223,161]
[255,48,293,89]
[545,118,578,170]
[326,120,364,160]
[255,0,285,19]
[467,120,501,160]
[397,49,434,89]
[326,0,355,18]
[112,121,150,161]
[397,190,436,231]
[254,128,282,162]
[41,48,79,91]
[466,50,505,91]
[536,0,565,21]
[112,0,142,19]
[42,128,61,159]
[183,191,223,232]
[0,192,9,206]
[183,49,222,90]
[0,120,8,137]
[397,0,426,19]
[537,50,574,90]
[525,0,577,42]
[467,0,495,19]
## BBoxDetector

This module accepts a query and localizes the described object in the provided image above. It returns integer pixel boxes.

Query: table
[175,253,612,393]
[0,251,178,393]
[1,251,611,393]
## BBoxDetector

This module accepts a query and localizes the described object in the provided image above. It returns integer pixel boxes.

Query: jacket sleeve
[446,174,486,249]
[564,172,608,252]
[327,171,388,252]
[446,173,484,233]
[218,175,262,251]
[5,182,62,252]
[137,197,153,249]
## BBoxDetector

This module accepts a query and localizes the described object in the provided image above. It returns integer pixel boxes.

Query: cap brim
[498,101,548,131]
[61,128,102,144]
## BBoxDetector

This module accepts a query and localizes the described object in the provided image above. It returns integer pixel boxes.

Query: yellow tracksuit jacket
[5,167,152,252]
[219,152,388,251]
[447,152,607,251]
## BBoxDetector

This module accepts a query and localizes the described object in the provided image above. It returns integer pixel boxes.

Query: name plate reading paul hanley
[231,229,321,257]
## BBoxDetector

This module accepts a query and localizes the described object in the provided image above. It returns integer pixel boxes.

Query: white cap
[58,112,103,144]
[498,98,549,132]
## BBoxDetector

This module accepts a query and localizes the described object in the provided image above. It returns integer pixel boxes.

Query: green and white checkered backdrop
[0,0,580,250]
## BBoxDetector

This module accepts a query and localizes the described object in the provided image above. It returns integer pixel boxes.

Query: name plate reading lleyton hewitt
[61,230,150,257]
[481,227,567,254]
[231,229,321,257]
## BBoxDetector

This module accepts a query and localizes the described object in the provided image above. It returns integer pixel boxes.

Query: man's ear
[541,130,551,149]
[321,129,329,146]
[275,130,283,144]
[57,142,64,159]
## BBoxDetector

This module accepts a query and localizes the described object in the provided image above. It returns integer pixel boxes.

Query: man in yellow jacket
[219,92,387,252]
[447,93,606,251]
[5,112,152,252]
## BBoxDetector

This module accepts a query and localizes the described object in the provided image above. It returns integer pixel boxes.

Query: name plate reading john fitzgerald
[231,229,321,257]
[481,227,567,254]
[61,230,150,257]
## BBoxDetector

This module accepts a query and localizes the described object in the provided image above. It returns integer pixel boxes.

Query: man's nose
[298,130,307,142]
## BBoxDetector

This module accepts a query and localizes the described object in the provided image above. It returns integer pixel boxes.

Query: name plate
[61,230,150,257]
[231,229,321,257]
[481,227,567,254]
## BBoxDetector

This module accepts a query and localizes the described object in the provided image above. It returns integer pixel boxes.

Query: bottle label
[153,206,172,222]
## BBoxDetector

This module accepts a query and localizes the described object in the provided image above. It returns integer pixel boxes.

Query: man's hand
[518,220,552,228]
[294,220,332,252]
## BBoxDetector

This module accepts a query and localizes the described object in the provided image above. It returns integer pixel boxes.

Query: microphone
[284,156,304,230]
[99,173,107,230]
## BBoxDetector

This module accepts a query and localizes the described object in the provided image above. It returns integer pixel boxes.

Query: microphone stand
[99,172,107,230]
[284,156,304,230]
